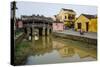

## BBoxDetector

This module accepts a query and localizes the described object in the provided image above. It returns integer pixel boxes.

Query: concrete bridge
[21,15,54,40]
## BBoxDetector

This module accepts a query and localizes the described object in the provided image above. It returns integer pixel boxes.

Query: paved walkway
[55,29,97,39]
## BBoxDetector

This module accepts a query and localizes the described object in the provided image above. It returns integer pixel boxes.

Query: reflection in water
[58,47,75,57]
[30,36,53,56]
[25,36,97,65]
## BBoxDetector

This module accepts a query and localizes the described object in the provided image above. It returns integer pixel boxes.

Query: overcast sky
[16,1,97,18]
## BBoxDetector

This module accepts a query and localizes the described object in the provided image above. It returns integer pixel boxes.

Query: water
[24,36,97,65]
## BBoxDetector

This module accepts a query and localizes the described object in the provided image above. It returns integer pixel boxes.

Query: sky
[16,1,97,18]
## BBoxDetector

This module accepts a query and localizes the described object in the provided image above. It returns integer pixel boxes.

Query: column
[47,24,50,36]
[32,22,34,37]
[42,24,46,36]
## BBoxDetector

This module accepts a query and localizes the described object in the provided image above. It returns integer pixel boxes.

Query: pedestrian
[80,29,84,35]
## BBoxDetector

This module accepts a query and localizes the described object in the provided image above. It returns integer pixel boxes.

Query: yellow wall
[75,15,97,32]
[89,19,97,32]
[57,10,76,27]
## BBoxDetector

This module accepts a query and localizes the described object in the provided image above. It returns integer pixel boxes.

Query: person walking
[80,29,84,35]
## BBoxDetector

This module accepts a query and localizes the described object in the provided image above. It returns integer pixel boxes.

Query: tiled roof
[82,14,97,19]
[62,8,75,12]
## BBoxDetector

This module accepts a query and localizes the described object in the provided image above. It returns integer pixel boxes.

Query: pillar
[27,26,32,41]
[42,24,46,36]
[32,21,34,36]
[42,27,45,36]
[47,24,50,36]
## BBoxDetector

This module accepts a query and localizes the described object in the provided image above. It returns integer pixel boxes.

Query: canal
[14,35,97,65]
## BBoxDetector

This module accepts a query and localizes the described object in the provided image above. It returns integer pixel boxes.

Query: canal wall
[15,33,25,45]
[53,32,97,45]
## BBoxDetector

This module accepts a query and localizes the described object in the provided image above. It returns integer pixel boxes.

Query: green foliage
[14,40,32,65]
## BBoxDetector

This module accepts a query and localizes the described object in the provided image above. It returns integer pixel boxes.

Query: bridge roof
[21,15,53,23]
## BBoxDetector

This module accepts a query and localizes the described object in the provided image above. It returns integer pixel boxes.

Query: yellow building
[58,47,75,57]
[56,8,76,28]
[74,14,97,32]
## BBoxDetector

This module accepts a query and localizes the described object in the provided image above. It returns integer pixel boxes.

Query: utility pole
[11,1,18,65]
[11,1,18,48]
[11,1,17,33]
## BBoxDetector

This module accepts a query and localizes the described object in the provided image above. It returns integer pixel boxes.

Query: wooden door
[86,22,89,32]
[77,23,81,29]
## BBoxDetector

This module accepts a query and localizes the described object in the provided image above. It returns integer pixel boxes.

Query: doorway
[77,23,81,29]
[86,22,89,32]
